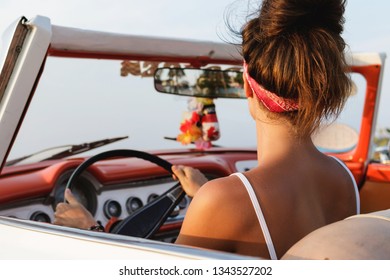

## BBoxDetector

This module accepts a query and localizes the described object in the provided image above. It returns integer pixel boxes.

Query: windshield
[8,57,256,161]
[8,55,367,163]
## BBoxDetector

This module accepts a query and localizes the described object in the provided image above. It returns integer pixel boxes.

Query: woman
[55,0,359,259]
[168,0,359,259]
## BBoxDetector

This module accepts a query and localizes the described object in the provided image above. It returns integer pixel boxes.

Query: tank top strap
[329,156,360,214]
[231,172,278,260]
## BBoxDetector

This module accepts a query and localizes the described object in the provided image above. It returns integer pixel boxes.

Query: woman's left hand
[54,188,97,229]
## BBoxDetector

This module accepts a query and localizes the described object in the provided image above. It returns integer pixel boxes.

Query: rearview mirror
[154,67,245,99]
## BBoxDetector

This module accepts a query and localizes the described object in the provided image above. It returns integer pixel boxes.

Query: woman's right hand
[172,165,208,198]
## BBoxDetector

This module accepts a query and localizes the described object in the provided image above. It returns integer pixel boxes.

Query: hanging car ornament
[177,97,220,149]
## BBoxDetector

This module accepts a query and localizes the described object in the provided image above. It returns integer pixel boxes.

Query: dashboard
[0,151,258,241]
[0,169,190,241]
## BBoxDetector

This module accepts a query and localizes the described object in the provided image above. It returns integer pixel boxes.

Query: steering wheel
[65,149,185,238]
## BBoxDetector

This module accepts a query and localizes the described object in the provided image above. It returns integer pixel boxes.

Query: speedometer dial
[52,171,97,215]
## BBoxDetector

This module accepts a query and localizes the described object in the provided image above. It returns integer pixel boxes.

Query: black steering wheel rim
[65,149,185,238]
[65,149,173,191]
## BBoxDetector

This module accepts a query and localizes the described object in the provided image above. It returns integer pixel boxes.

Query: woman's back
[176,148,358,259]
[176,149,358,259]
[243,151,358,258]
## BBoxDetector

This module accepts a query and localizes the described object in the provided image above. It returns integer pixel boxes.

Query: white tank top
[231,157,360,260]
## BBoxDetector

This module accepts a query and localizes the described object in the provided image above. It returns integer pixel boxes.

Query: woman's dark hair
[241,0,351,137]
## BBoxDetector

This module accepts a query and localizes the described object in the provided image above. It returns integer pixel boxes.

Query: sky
[1,0,390,157]
[1,0,389,56]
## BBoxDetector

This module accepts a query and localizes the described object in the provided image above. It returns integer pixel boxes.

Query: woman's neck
[255,119,317,164]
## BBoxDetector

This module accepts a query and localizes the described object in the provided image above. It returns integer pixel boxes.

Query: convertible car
[0,16,389,259]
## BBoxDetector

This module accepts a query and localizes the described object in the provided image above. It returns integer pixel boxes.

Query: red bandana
[243,62,299,113]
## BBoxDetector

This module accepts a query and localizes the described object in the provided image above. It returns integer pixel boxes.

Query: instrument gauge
[103,200,122,219]
[126,197,143,214]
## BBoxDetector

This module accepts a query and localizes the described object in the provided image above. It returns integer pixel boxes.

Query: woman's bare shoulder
[178,176,248,230]
[176,174,254,251]
[196,175,245,203]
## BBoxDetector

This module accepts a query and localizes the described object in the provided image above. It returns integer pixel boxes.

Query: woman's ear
[243,74,253,98]
[243,74,256,120]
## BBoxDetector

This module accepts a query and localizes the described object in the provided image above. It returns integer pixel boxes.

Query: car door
[360,162,390,213]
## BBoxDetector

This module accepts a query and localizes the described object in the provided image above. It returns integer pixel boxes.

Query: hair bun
[259,0,346,37]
